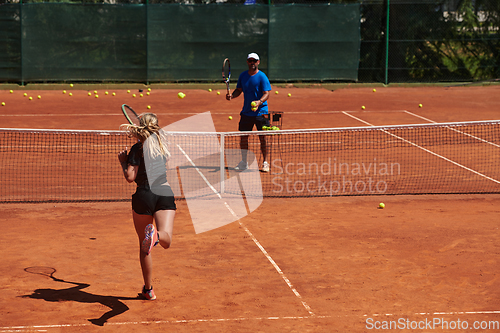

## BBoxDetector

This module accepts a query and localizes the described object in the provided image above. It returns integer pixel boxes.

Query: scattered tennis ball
[361,105,366,110]
[132,94,136,98]
[208,88,212,92]
[419,103,423,108]
[287,93,291,97]
[88,92,92,96]
[217,91,221,95]
[23,93,27,97]
[275,91,279,94]
[29,96,32,100]
[127,90,131,93]
[105,91,109,95]
[147,105,151,109]
[9,90,13,94]
[70,83,74,88]
[112,92,116,96]
[63,90,66,94]
[95,94,99,98]
[379,202,385,209]
[1,102,5,106]
[228,116,232,120]
[146,92,150,96]
[373,88,376,92]
[147,88,151,92]
[93,90,97,94]
[37,95,41,99]
[251,101,257,107]
[140,93,143,97]
[69,93,73,96]
[177,92,185,99]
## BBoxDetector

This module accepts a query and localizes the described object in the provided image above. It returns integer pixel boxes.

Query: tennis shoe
[139,285,156,300]
[262,161,270,172]
[234,160,248,171]
[141,224,158,255]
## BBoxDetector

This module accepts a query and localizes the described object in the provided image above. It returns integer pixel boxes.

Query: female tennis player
[117,113,176,301]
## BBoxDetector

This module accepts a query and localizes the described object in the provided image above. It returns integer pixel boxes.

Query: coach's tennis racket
[121,104,140,126]
[222,58,231,96]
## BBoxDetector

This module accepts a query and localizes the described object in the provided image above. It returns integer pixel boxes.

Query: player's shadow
[19,273,141,326]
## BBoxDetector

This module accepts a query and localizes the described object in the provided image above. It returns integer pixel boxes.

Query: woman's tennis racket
[222,58,231,96]
[122,104,140,126]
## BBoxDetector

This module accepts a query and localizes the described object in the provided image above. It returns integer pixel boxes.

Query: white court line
[341,111,500,185]
[176,144,315,317]
[0,315,332,332]
[365,310,500,317]
[403,110,500,149]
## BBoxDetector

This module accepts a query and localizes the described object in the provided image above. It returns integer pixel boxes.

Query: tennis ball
[419,103,423,108]
[94,90,97,94]
[63,90,66,94]
[251,101,257,107]
[287,93,291,97]
[140,93,143,97]
[23,93,27,97]
[29,96,32,100]
[146,92,150,96]
[69,93,72,96]
[379,202,385,209]
[147,105,151,109]
[127,90,131,93]
[373,88,376,92]
[178,92,185,99]
[275,91,279,94]
[252,107,257,111]
[147,88,151,92]
[228,116,232,120]
[112,92,116,96]
[37,95,41,99]
[70,83,74,88]
[105,91,109,95]
[132,94,136,98]
[88,92,92,96]
[95,94,99,98]
[208,88,212,92]
[9,90,13,94]
[262,126,269,130]
[1,102,5,106]
[361,105,366,110]
[217,91,220,95]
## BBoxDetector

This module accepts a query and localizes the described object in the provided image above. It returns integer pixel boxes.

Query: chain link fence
[0,0,498,83]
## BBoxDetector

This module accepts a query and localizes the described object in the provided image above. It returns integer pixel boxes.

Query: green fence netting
[0,0,499,84]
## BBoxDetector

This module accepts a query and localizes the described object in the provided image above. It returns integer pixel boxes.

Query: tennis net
[1,120,499,203]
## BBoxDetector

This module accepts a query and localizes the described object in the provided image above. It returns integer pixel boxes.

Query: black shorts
[239,114,270,131]
[132,186,176,216]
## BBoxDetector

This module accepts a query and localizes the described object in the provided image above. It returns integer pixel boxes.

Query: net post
[220,133,225,195]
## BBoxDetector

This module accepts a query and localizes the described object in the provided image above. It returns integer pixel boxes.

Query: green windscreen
[21,3,147,81]
[0,4,21,81]
[269,4,360,81]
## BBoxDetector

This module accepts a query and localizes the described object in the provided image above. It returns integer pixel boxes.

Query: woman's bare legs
[133,209,175,290]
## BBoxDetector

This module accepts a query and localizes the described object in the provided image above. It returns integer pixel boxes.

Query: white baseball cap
[247,53,260,61]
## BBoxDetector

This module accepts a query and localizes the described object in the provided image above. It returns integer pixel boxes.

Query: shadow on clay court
[20,267,141,326]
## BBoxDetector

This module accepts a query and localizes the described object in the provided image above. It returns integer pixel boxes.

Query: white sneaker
[234,160,248,171]
[262,161,270,172]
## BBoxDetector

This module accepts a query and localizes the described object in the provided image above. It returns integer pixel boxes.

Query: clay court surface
[1,84,499,332]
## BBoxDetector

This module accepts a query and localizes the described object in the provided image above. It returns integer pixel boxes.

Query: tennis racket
[121,104,140,126]
[222,58,231,96]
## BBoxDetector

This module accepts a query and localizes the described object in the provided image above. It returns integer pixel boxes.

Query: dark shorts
[132,186,176,216]
[239,114,270,131]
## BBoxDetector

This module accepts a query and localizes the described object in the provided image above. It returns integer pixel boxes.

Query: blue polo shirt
[236,70,272,117]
